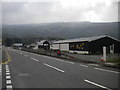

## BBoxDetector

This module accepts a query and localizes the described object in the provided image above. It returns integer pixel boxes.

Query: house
[35,40,50,50]
[50,35,120,54]
[13,43,23,49]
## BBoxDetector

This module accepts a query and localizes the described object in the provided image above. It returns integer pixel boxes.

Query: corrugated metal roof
[13,43,23,46]
[52,35,119,44]
[36,40,50,45]
[36,40,46,45]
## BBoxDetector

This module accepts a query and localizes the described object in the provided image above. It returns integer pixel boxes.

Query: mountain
[2,22,119,40]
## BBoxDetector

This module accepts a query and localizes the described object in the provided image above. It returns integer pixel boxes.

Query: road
[2,47,119,89]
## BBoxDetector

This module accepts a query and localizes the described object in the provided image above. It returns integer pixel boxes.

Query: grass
[107,58,120,66]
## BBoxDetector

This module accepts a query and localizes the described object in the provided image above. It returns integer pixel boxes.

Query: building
[50,35,120,54]
[35,40,50,50]
[13,43,23,49]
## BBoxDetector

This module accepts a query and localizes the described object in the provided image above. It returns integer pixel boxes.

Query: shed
[36,40,50,50]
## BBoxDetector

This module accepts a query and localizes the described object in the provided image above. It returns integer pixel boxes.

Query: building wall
[50,44,59,50]
[69,50,89,54]
[69,41,89,51]
[50,43,69,51]
[89,37,120,54]
[60,44,69,51]
[51,37,120,54]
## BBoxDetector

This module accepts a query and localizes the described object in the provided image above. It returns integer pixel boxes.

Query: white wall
[50,43,69,51]
[69,50,89,54]
[60,44,69,51]
[50,44,59,50]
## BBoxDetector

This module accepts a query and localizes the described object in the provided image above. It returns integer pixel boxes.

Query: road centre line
[94,68,119,74]
[65,61,74,64]
[25,51,75,64]
[84,79,112,90]
[80,64,88,67]
[30,57,39,62]
[38,54,74,64]
[43,55,75,64]
[44,63,65,73]
[88,64,99,67]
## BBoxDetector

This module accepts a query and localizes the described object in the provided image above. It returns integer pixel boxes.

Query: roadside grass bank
[106,58,120,67]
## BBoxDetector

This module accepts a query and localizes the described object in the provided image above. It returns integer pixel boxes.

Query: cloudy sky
[1,0,120,25]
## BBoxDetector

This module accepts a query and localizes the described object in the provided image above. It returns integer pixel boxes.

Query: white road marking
[28,52,75,64]
[43,55,75,64]
[65,61,74,64]
[6,80,12,84]
[94,68,119,74]
[5,64,9,69]
[44,63,65,73]
[5,64,13,89]
[84,79,112,90]
[6,73,10,75]
[6,68,9,71]
[6,76,11,79]
[31,57,39,62]
[6,70,10,73]
[7,85,12,88]
[55,58,65,62]
[80,64,88,67]
[88,64,99,67]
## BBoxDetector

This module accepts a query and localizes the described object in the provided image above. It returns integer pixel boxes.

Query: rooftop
[52,35,119,44]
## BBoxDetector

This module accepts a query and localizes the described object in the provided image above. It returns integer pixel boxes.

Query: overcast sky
[1,0,120,25]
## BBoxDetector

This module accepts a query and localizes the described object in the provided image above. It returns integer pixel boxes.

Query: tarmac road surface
[2,47,119,89]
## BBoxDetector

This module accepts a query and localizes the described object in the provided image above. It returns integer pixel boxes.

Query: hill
[2,22,119,40]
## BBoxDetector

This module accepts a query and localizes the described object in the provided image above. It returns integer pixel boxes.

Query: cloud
[2,0,119,24]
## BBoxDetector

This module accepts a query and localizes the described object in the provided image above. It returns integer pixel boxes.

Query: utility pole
[103,46,107,62]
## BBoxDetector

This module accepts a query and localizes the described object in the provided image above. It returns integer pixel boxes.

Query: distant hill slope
[2,22,119,40]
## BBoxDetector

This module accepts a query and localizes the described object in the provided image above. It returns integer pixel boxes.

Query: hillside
[2,22,119,40]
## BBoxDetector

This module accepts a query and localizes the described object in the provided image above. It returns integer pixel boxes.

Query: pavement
[1,47,120,89]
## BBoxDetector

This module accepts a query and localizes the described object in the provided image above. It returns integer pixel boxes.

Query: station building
[50,35,120,54]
